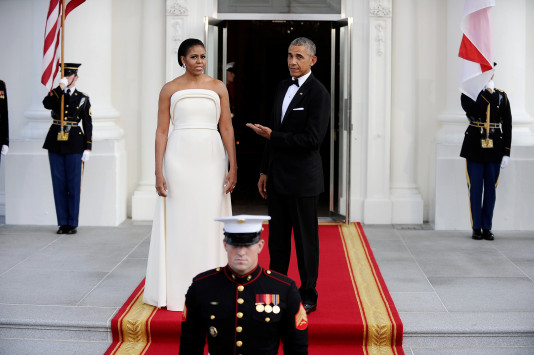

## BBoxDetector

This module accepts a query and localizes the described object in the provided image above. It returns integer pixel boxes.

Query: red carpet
[105,223,403,354]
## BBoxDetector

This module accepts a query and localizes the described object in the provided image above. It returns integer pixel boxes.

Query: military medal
[256,294,280,314]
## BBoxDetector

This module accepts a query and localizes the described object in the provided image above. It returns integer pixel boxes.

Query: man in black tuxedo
[247,37,330,314]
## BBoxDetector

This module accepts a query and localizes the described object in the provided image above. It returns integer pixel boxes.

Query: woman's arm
[215,80,237,194]
[155,84,172,197]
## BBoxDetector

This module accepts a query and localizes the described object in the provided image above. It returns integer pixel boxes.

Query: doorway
[208,19,353,220]
[224,20,332,216]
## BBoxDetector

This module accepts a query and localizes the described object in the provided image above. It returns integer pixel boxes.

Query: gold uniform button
[246,275,252,281]
[210,315,215,320]
[236,341,243,347]
[232,274,236,280]
[265,317,271,322]
[236,326,242,333]
[66,105,69,107]
[237,312,243,318]
[238,298,244,304]
[216,267,220,271]
[266,270,271,274]
[237,285,244,292]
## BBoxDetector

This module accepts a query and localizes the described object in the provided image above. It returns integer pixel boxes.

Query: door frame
[205,16,352,222]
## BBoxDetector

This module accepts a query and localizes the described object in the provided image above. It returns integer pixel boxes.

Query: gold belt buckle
[57,131,69,141]
[481,138,493,148]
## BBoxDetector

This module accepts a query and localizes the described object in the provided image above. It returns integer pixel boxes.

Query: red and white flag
[458,0,495,100]
[41,0,86,91]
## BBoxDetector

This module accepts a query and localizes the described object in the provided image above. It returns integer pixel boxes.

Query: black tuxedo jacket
[261,74,330,197]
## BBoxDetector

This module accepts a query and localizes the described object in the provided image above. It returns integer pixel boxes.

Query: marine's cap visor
[223,231,261,246]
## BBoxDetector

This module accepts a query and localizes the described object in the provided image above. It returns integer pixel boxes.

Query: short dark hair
[289,37,316,56]
[177,38,205,66]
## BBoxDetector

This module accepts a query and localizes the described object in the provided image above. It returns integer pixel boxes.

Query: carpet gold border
[112,286,158,355]
[340,223,397,355]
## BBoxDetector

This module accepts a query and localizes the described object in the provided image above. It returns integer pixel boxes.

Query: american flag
[458,0,495,101]
[41,0,86,91]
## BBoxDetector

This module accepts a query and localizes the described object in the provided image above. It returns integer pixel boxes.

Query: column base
[435,144,534,230]
[391,188,424,224]
[363,198,393,224]
[131,185,157,221]
[6,139,127,226]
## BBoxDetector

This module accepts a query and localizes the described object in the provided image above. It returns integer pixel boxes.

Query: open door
[204,17,227,81]
[330,18,352,223]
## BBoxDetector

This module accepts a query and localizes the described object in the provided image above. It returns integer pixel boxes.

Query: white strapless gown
[143,89,231,311]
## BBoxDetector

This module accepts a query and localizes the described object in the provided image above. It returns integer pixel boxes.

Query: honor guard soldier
[0,80,9,164]
[179,215,309,355]
[42,63,92,235]
[460,66,512,241]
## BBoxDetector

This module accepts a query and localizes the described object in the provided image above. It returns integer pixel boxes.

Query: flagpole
[60,0,66,135]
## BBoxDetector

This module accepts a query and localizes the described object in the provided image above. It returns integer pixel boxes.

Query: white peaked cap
[215,215,271,233]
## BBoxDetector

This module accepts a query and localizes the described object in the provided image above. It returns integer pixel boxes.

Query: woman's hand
[155,173,168,197]
[224,168,237,194]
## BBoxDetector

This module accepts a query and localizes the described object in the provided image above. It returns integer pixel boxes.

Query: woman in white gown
[143,39,237,311]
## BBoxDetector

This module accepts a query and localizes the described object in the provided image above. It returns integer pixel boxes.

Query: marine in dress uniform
[460,73,512,241]
[42,63,92,235]
[0,80,9,164]
[179,215,309,355]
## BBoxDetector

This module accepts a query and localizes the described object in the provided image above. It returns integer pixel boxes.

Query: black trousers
[268,191,319,304]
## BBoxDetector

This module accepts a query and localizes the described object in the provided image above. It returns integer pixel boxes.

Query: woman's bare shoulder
[205,77,227,96]
[160,76,187,96]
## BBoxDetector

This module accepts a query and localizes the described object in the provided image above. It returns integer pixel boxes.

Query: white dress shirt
[281,71,312,121]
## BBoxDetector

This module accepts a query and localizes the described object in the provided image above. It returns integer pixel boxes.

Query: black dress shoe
[482,229,494,240]
[302,303,317,314]
[66,226,77,235]
[472,229,483,240]
[57,225,68,234]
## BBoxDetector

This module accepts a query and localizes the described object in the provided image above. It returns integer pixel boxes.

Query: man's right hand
[59,77,69,90]
[258,174,268,199]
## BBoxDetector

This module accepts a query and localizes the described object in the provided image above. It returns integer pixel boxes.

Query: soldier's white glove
[59,77,69,89]
[81,150,91,162]
[485,80,494,92]
[501,156,510,169]
[1,145,8,155]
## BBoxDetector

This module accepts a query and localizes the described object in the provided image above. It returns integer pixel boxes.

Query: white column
[363,0,393,224]
[435,0,534,230]
[493,0,534,143]
[131,0,166,220]
[390,0,423,224]
[6,0,127,226]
